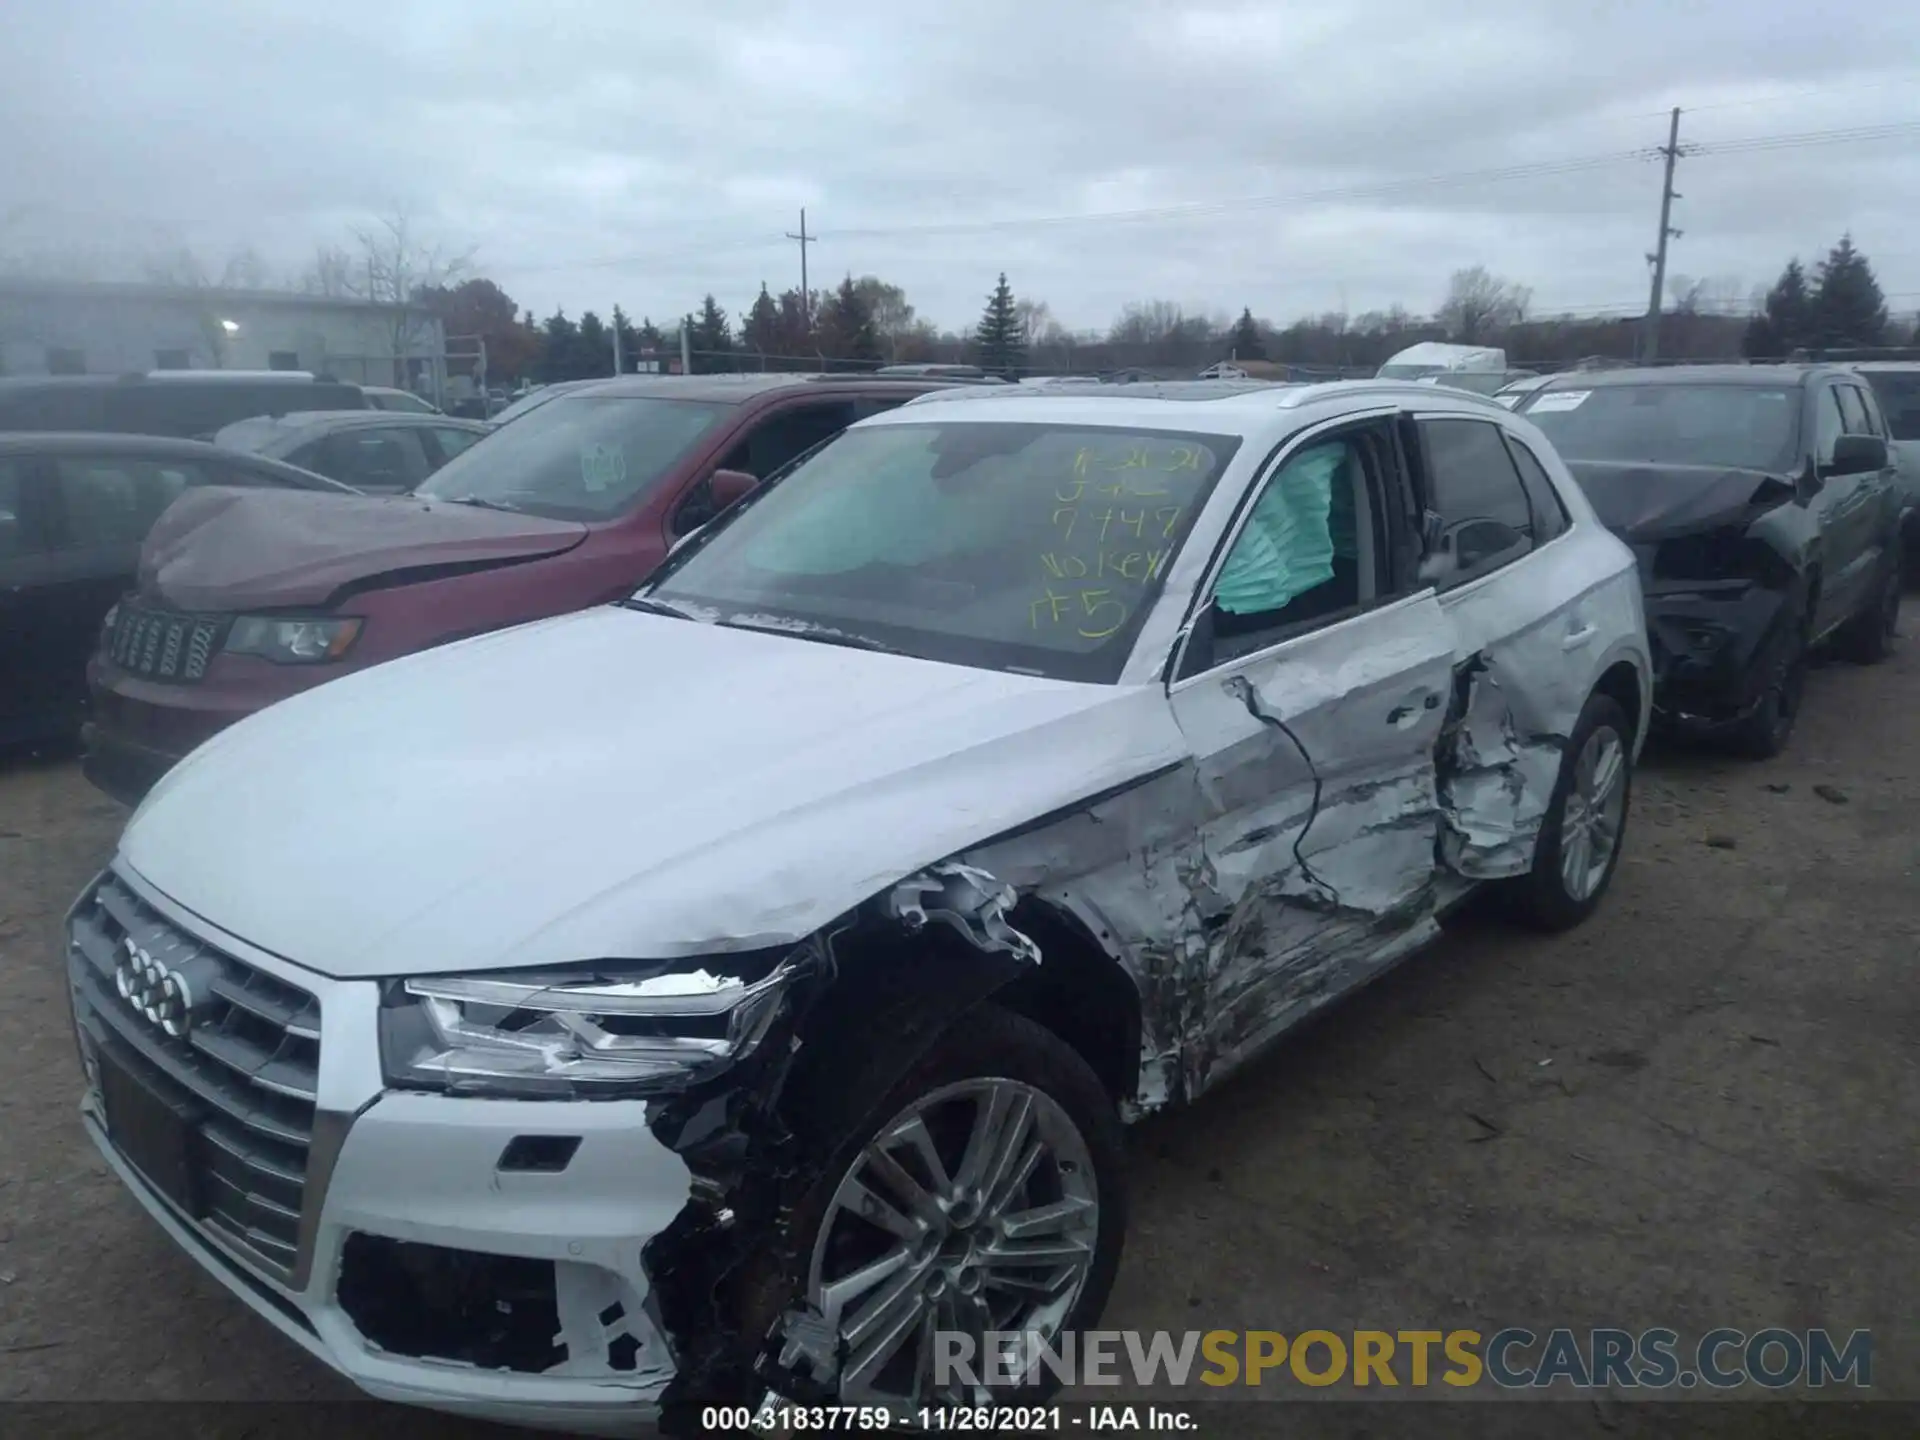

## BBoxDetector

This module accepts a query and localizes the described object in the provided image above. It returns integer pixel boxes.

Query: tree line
[14,207,1911,384]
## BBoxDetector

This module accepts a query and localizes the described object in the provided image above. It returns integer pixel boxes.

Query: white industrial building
[0,278,448,395]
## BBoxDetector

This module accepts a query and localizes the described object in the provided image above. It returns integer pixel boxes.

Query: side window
[1500,433,1570,543]
[675,401,860,535]
[430,427,482,464]
[0,460,42,560]
[1835,384,1875,437]
[321,428,434,491]
[53,458,190,547]
[735,401,861,480]
[1853,385,1888,438]
[1812,385,1845,466]
[1194,428,1386,668]
[1417,418,1534,588]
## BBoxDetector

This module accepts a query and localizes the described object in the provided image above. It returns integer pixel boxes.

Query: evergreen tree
[741,283,782,361]
[817,275,882,369]
[576,311,610,377]
[538,309,580,382]
[1229,307,1267,361]
[611,305,641,372]
[1742,260,1811,359]
[688,295,734,373]
[1810,234,1890,349]
[775,288,815,369]
[974,272,1026,378]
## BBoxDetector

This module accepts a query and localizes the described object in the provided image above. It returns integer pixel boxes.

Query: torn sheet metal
[884,861,1042,963]
[1435,654,1565,879]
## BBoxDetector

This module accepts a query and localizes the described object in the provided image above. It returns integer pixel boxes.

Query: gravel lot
[1,635,1915,1437]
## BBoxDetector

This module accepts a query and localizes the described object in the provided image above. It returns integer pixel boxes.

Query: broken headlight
[378,957,799,1099]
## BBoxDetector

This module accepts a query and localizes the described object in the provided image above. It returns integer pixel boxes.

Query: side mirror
[709,468,760,510]
[1825,434,1888,477]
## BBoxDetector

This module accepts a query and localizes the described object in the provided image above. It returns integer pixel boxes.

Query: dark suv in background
[1516,364,1903,757]
[0,370,367,439]
[82,373,966,801]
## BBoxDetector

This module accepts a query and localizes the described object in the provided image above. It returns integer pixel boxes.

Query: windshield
[414,395,728,519]
[649,421,1241,683]
[1521,384,1801,472]
[1859,371,1920,441]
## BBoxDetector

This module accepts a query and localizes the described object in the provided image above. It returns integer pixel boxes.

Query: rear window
[1858,371,1920,442]
[414,395,730,520]
[1520,383,1801,473]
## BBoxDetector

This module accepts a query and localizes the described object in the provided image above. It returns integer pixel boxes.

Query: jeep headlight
[225,616,362,663]
[378,955,800,1098]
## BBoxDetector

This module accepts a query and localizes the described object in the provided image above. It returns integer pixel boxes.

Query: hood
[119,607,1185,977]
[1562,461,1795,542]
[140,488,589,611]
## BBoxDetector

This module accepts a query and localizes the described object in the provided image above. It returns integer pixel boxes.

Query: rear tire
[1834,558,1900,665]
[1510,691,1634,932]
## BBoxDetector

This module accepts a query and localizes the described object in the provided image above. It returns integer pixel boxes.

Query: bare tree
[850,276,916,360]
[299,244,359,298]
[1013,297,1057,346]
[1436,266,1530,344]
[348,211,475,385]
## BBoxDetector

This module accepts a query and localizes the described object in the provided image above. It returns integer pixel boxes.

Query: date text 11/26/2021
[702,1404,1200,1431]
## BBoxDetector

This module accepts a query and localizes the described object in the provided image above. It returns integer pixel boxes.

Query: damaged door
[1165,418,1457,1093]
[1413,417,1596,877]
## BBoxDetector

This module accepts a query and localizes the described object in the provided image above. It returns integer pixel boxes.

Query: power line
[785,208,816,330]
[1640,108,1694,362]
[492,115,1920,281]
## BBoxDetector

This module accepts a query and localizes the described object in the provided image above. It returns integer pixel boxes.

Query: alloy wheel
[801,1077,1100,1412]
[1558,724,1627,902]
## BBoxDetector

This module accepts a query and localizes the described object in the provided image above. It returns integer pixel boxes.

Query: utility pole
[1641,107,1685,363]
[786,207,816,333]
[612,311,623,375]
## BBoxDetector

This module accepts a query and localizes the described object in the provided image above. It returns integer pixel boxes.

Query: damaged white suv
[68,380,1649,1432]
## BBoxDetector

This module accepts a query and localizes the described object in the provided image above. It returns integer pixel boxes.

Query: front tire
[773,1004,1127,1414]
[1510,691,1633,932]
[1728,606,1809,760]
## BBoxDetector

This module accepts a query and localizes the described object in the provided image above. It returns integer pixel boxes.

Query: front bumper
[70,867,695,1435]
[1643,585,1790,731]
[79,721,179,807]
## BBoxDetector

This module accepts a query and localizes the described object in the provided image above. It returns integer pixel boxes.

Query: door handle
[1386,691,1442,727]
[1562,623,1597,651]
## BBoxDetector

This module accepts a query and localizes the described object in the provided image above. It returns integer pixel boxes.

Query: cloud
[3,0,1919,332]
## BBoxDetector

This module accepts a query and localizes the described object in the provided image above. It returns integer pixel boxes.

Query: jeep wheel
[1835,560,1900,665]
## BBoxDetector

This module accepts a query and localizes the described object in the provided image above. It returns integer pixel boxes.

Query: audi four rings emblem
[115,937,198,1038]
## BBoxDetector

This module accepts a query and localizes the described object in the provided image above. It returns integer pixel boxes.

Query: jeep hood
[117,607,1185,977]
[140,488,589,611]
[1563,460,1795,543]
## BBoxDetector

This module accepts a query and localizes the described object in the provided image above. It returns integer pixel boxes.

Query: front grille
[68,874,322,1276]
[108,604,229,683]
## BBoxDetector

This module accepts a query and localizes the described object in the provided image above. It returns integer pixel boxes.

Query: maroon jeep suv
[82,373,958,803]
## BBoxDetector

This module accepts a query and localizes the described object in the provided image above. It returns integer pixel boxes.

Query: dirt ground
[1,636,1915,1437]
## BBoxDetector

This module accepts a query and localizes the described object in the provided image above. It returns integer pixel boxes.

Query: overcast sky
[5,0,1920,335]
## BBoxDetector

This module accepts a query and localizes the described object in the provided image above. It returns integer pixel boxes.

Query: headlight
[379,955,801,1099]
[225,616,362,663]
[99,603,120,647]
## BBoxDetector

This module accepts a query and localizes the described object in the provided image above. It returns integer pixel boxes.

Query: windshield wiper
[716,618,909,656]
[621,596,697,621]
[441,494,522,512]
